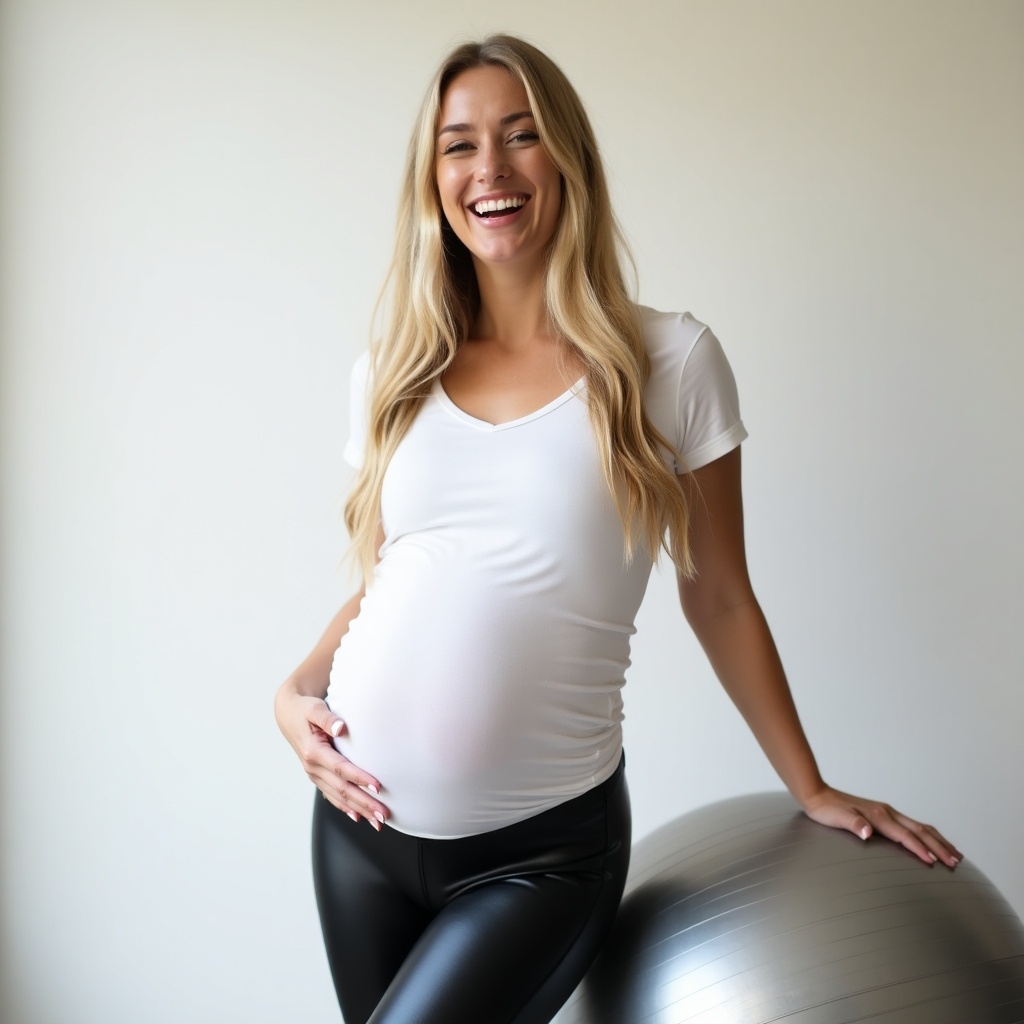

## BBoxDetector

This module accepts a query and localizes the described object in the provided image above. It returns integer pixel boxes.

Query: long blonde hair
[345,34,692,581]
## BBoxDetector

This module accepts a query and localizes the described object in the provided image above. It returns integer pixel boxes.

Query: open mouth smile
[470,195,530,218]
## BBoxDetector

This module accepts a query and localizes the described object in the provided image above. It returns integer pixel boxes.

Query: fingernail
[371,818,382,832]
[367,784,380,795]
[374,811,385,824]
[330,720,344,737]
[860,827,870,840]
[347,810,359,823]
[929,852,938,863]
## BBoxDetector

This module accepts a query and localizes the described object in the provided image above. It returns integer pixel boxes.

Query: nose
[475,139,510,184]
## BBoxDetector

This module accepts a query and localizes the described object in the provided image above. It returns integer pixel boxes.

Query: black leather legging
[311,756,631,1024]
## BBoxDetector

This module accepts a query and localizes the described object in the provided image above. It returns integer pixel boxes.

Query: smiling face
[435,64,562,274]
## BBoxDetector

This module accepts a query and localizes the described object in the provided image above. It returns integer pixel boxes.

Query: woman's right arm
[275,577,390,830]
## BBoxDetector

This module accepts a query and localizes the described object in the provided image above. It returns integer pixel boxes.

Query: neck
[470,258,552,349]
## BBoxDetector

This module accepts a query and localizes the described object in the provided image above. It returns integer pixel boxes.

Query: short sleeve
[342,351,371,470]
[674,326,748,473]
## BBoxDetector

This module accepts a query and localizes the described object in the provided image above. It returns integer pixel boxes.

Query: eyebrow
[437,110,535,137]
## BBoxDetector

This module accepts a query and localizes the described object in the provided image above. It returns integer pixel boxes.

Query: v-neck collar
[431,377,587,431]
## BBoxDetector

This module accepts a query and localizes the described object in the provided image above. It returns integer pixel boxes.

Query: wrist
[274,676,325,724]
[793,778,831,809]
[779,758,827,807]
[280,669,328,700]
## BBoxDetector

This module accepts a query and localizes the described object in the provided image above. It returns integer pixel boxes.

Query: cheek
[532,158,562,211]
[436,169,462,216]
[542,173,564,225]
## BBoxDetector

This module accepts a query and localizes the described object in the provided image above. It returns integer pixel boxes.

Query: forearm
[278,588,366,703]
[687,597,825,805]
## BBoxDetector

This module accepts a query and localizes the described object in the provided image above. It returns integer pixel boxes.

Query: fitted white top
[326,308,747,837]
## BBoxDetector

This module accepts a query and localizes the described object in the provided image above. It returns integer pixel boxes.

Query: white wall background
[1,1,1021,1022]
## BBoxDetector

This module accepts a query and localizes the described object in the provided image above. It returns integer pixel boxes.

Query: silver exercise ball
[562,792,1024,1023]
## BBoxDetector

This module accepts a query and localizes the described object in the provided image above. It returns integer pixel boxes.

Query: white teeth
[474,196,526,215]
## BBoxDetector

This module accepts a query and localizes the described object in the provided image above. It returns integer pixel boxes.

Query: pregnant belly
[324,542,627,836]
[326,608,564,836]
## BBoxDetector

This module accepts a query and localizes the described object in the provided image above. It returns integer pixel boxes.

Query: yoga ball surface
[562,792,1024,1023]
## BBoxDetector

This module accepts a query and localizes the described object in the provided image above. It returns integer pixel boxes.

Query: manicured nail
[331,720,344,737]
[371,818,382,832]
[928,852,938,863]
[347,810,359,823]
[367,784,380,795]
[859,826,870,840]
[374,811,385,824]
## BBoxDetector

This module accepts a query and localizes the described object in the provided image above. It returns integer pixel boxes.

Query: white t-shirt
[326,307,747,838]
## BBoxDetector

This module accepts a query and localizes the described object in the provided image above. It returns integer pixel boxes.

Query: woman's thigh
[312,795,431,1024]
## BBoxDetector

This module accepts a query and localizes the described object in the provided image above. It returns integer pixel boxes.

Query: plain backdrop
[1,1,1021,1022]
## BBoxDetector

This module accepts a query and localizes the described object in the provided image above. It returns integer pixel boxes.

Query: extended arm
[677,447,960,867]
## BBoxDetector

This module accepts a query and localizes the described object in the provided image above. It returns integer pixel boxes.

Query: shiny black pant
[311,757,630,1024]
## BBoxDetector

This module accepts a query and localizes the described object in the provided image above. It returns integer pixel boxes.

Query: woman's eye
[442,141,473,155]
[509,131,539,144]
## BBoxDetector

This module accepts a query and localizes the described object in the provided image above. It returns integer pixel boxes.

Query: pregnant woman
[274,34,960,1024]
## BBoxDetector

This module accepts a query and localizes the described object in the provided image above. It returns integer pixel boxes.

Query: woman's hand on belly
[275,689,389,830]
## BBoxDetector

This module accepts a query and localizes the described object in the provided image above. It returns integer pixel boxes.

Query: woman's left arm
[676,447,962,868]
